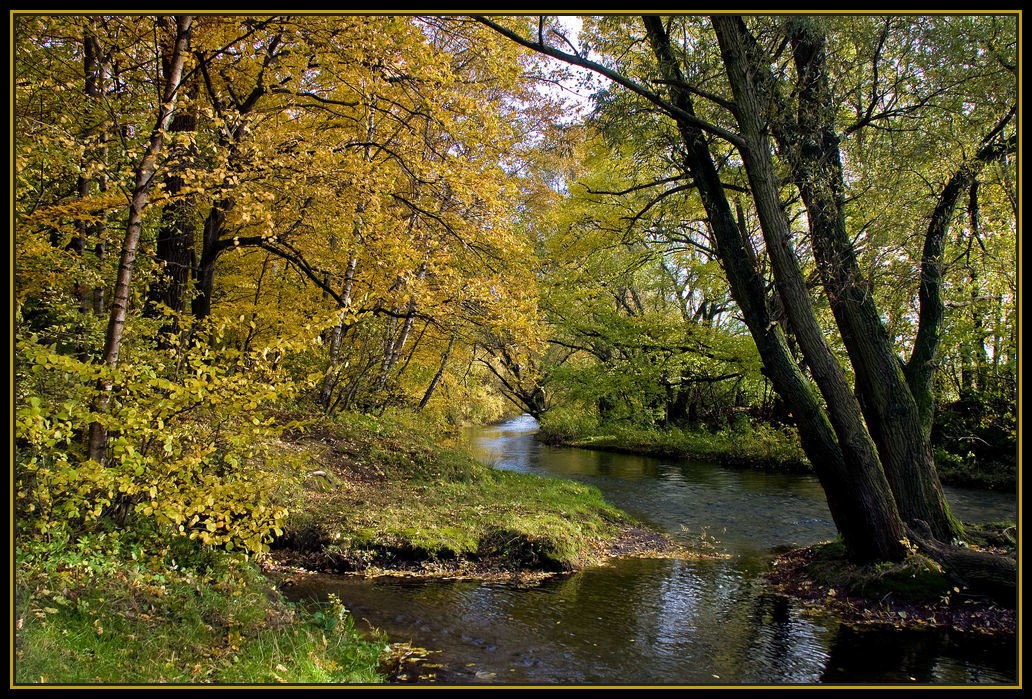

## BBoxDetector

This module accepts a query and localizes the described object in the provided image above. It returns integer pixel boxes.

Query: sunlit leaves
[15,317,319,553]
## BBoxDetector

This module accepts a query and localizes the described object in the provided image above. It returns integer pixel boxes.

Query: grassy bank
[536,416,811,473]
[273,411,649,578]
[15,409,663,686]
[537,414,1015,491]
[14,528,386,685]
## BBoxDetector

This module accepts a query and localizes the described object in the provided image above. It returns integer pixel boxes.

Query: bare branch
[472,15,746,150]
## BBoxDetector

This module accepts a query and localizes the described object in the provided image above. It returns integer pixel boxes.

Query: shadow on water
[284,414,1017,685]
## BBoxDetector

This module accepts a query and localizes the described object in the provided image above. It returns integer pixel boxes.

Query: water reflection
[286,557,845,685]
[820,626,1017,684]
[285,415,1017,685]
[463,415,1017,543]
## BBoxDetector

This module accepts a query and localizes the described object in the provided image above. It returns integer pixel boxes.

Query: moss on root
[766,541,1016,637]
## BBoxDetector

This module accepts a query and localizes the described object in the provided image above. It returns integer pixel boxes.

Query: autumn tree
[14,14,549,552]
[87,16,194,463]
[475,13,1017,566]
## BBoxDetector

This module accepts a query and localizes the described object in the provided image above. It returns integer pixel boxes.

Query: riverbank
[14,533,387,684]
[14,410,686,686]
[272,413,1016,644]
[536,419,1016,491]
[536,419,811,473]
[765,538,1017,638]
[269,411,691,582]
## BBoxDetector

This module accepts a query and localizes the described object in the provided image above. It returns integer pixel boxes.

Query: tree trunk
[645,16,908,562]
[783,16,959,540]
[906,520,1016,608]
[321,103,376,408]
[191,201,228,319]
[79,23,110,319]
[418,333,456,410]
[376,264,425,395]
[905,136,1013,429]
[319,252,359,408]
[713,17,903,559]
[88,16,193,465]
[147,76,199,330]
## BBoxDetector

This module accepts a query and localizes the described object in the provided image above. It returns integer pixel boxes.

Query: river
[283,414,1018,686]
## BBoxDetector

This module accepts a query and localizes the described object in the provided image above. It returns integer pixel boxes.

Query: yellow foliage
[15,318,319,553]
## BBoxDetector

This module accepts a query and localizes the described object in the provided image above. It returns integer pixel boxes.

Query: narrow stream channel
[283,414,1018,686]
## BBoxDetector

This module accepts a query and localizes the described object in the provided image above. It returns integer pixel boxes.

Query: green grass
[278,411,630,573]
[537,417,810,473]
[14,529,386,686]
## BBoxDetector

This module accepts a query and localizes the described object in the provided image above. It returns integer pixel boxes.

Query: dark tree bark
[189,30,279,320]
[712,17,903,550]
[147,76,199,330]
[778,17,958,540]
[904,131,1015,434]
[190,201,228,319]
[644,16,908,562]
[906,520,1016,607]
[72,22,110,319]
[707,15,980,542]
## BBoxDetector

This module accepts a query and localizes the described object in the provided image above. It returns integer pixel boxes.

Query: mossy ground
[765,537,1016,638]
[270,411,687,581]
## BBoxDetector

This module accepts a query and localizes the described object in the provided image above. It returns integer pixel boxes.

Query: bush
[15,318,316,554]
[536,405,600,444]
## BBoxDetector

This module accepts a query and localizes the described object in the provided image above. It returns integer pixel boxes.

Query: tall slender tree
[88,16,194,464]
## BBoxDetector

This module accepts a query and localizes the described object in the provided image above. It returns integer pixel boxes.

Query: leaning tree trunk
[784,16,959,541]
[904,131,1015,435]
[714,16,905,554]
[645,16,908,563]
[88,16,194,465]
[418,332,456,410]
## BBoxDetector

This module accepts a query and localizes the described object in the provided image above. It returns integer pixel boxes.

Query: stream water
[284,414,1018,686]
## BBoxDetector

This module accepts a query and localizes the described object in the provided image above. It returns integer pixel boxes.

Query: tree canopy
[13,13,1017,566]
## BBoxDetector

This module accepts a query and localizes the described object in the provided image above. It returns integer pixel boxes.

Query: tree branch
[471,15,746,150]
